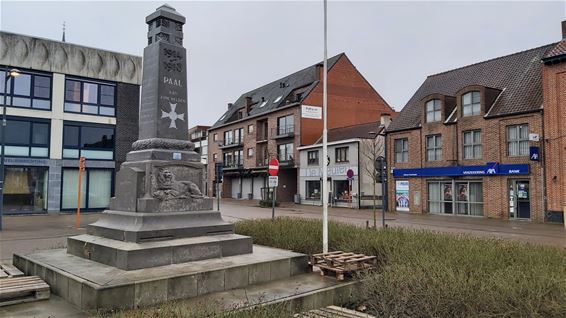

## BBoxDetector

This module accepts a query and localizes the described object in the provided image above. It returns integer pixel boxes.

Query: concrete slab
[0,295,88,318]
[14,245,310,312]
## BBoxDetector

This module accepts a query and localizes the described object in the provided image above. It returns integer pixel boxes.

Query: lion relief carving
[152,168,204,200]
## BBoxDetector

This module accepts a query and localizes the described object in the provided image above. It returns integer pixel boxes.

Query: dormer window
[426,99,441,122]
[462,91,480,117]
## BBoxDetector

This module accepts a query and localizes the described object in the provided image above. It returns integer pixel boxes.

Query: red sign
[268,158,279,176]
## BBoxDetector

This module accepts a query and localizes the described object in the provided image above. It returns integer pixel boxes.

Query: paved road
[1,200,565,262]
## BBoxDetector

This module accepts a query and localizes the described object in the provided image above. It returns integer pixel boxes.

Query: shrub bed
[235,218,566,318]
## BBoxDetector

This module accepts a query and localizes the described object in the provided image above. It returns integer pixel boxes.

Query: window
[305,180,321,200]
[277,115,294,135]
[428,181,483,216]
[0,69,52,109]
[234,150,243,165]
[463,130,481,159]
[223,130,233,145]
[462,91,480,117]
[234,128,243,144]
[61,168,113,210]
[4,167,48,214]
[259,100,268,108]
[426,135,442,161]
[248,124,254,134]
[247,148,254,157]
[394,138,408,163]
[63,123,115,160]
[213,153,218,162]
[213,133,218,142]
[278,143,294,162]
[223,152,233,167]
[0,118,50,157]
[426,99,442,123]
[507,124,529,156]
[335,147,349,163]
[273,95,282,104]
[64,78,116,116]
[308,150,319,165]
[333,180,350,202]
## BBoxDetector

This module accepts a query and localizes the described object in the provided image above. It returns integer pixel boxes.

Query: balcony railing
[271,125,295,139]
[219,139,243,149]
[223,162,244,170]
[256,157,269,167]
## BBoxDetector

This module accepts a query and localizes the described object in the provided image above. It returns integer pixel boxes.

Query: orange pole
[76,157,85,229]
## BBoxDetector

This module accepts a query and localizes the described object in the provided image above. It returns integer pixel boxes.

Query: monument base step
[67,233,253,270]
[13,245,311,312]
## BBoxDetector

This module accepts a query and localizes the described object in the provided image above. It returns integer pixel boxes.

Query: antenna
[62,21,66,42]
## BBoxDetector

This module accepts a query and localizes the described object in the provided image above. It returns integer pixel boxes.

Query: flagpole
[322,0,329,253]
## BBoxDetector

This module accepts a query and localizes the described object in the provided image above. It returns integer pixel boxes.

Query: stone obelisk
[66,4,252,270]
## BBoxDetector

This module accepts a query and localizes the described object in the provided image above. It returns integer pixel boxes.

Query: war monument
[13,5,314,311]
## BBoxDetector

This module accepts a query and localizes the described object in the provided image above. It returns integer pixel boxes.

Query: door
[509,180,530,219]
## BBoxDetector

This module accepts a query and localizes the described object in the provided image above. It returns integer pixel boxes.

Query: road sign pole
[272,187,276,220]
[322,0,329,254]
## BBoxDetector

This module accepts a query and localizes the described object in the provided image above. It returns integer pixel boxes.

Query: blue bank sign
[393,163,529,178]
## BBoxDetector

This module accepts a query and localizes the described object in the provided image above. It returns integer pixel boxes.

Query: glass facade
[61,168,113,210]
[3,167,49,214]
[64,78,116,116]
[63,123,115,160]
[0,69,52,110]
[428,180,483,216]
[0,118,50,157]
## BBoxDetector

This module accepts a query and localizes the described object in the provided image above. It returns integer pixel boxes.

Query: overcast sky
[1,1,564,127]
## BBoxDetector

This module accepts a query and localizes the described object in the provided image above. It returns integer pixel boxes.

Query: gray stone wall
[115,83,141,168]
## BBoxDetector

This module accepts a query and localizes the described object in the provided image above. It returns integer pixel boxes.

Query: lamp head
[8,69,20,78]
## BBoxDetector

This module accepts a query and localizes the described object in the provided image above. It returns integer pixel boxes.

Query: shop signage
[301,105,322,119]
[300,166,358,177]
[395,180,410,212]
[392,163,529,178]
[4,158,50,166]
[529,147,540,161]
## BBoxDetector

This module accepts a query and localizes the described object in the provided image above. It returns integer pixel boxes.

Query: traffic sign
[268,158,279,176]
[268,176,279,187]
[346,169,354,180]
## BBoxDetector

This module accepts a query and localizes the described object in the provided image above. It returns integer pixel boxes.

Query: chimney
[315,63,323,81]
[380,113,392,128]
[562,20,566,39]
[245,96,252,115]
[227,103,233,110]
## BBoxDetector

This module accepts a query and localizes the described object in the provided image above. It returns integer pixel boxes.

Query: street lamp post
[0,69,20,230]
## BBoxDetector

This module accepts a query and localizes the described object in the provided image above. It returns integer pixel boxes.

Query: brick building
[0,31,141,213]
[542,21,566,222]
[386,44,553,222]
[207,53,394,201]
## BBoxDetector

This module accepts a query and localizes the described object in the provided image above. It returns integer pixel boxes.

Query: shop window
[426,135,442,161]
[305,180,321,200]
[63,123,115,160]
[0,69,52,110]
[308,150,319,165]
[463,130,482,159]
[1,118,50,158]
[507,124,529,156]
[462,91,480,117]
[426,99,441,123]
[333,180,350,202]
[428,181,482,216]
[64,78,116,116]
[3,166,48,214]
[278,143,293,162]
[61,168,113,210]
[394,138,408,163]
[335,147,349,163]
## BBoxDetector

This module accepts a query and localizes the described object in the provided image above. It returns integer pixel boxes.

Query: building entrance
[509,180,531,219]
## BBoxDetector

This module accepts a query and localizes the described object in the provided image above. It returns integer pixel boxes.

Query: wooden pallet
[309,251,377,281]
[0,276,50,307]
[0,264,24,279]
[294,305,376,318]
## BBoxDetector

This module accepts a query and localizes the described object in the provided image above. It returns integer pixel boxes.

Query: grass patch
[235,217,566,318]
